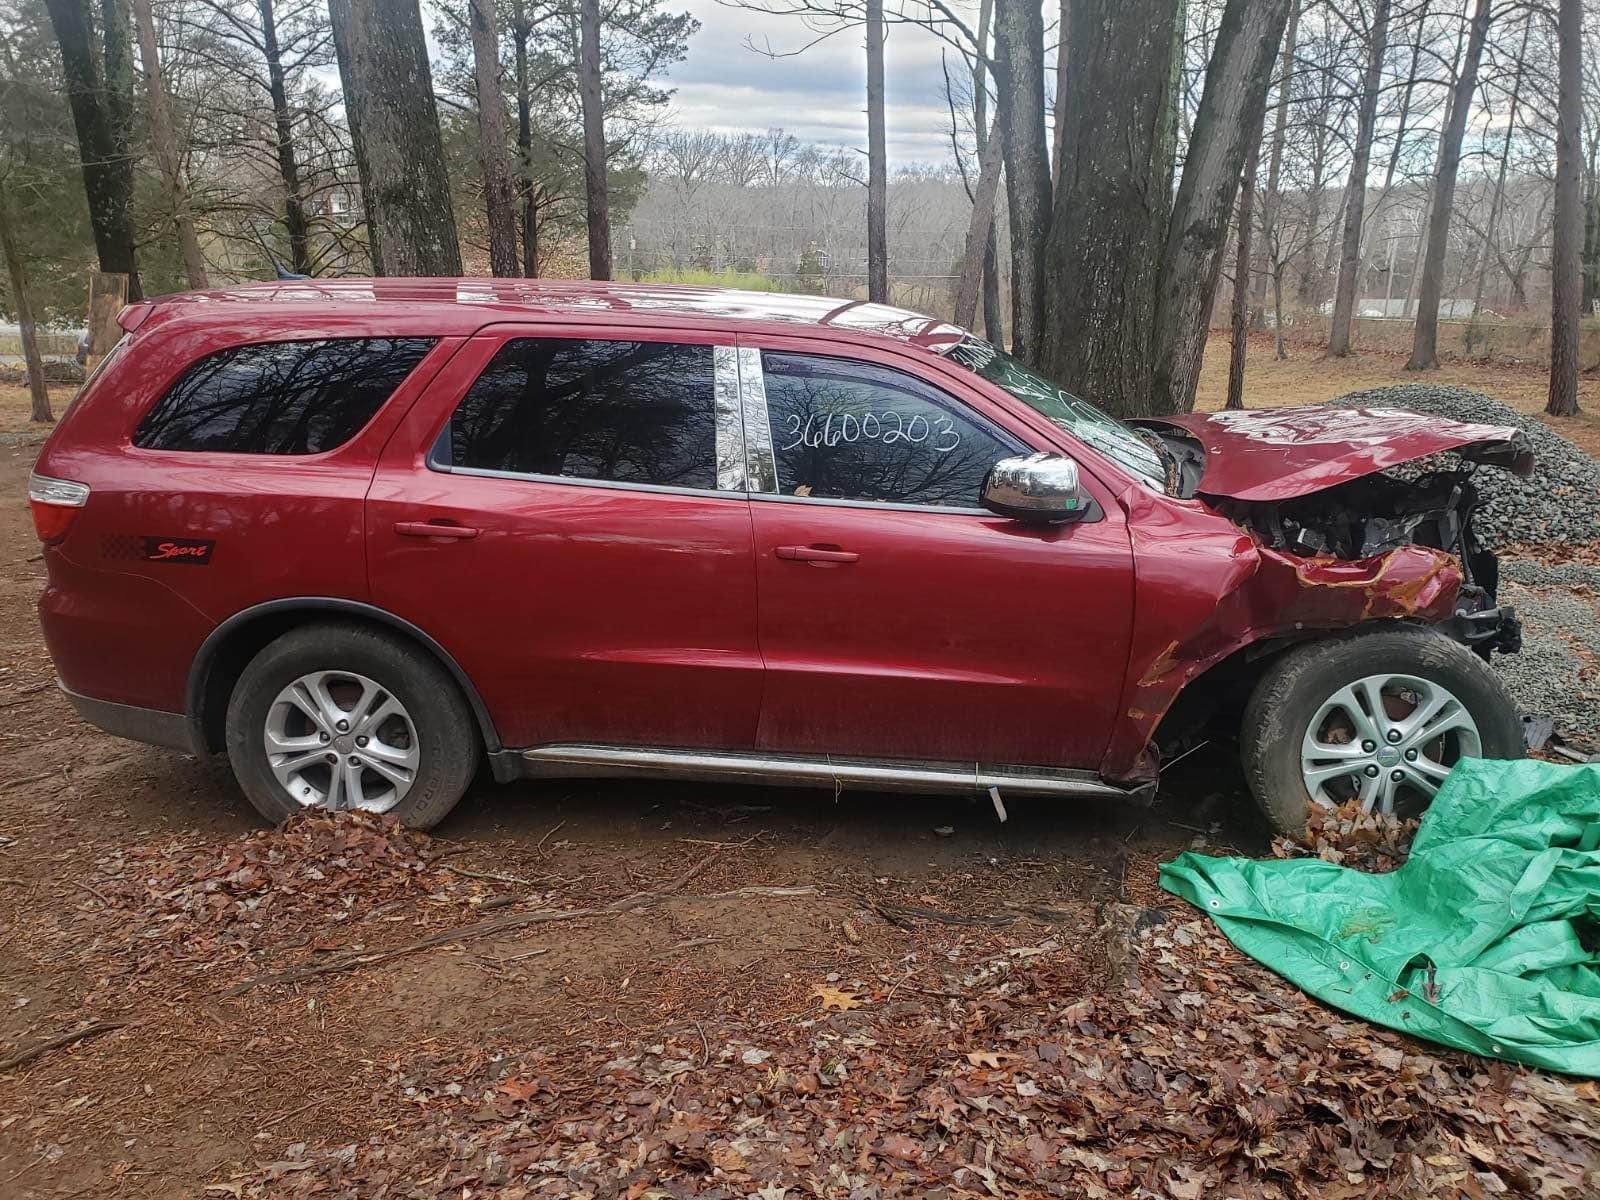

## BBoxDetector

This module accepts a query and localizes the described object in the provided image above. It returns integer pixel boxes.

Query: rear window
[133,337,436,454]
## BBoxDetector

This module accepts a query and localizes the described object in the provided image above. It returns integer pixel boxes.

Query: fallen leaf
[966,1050,1015,1069]
[496,1077,539,1103]
[710,1144,747,1172]
[811,984,862,1011]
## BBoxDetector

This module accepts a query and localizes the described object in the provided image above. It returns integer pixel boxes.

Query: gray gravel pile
[1330,383,1600,549]
[1495,561,1600,746]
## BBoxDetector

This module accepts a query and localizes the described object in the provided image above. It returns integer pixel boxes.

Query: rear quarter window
[133,337,436,454]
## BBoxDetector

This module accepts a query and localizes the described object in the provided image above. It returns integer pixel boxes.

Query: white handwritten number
[779,408,963,453]
[780,412,804,451]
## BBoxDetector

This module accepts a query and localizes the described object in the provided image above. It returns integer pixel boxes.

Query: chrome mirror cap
[981,453,1088,524]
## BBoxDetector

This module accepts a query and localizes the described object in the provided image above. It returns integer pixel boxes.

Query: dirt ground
[1,344,1598,1196]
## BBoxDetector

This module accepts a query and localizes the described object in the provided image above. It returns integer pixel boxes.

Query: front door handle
[775,544,859,564]
[394,520,479,540]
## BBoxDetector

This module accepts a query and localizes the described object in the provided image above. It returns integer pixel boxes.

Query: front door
[740,340,1136,768]
[367,329,762,752]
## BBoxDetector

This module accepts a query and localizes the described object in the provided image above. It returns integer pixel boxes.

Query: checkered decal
[99,534,144,561]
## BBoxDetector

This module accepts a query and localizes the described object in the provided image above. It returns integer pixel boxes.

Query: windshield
[944,337,1167,489]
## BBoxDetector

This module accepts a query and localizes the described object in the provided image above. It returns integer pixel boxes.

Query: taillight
[28,473,90,544]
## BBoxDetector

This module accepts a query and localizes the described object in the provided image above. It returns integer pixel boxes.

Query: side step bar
[512,743,1142,799]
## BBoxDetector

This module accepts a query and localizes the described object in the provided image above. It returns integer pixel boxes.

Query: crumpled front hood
[1143,406,1535,501]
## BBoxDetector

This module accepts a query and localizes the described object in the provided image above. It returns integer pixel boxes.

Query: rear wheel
[225,623,478,829]
[1241,626,1522,839]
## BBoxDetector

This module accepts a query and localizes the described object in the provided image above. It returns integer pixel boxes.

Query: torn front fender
[1102,489,1463,785]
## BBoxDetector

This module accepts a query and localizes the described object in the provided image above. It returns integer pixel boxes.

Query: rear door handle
[775,544,859,564]
[394,520,479,540]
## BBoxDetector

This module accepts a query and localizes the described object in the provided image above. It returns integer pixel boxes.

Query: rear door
[737,338,1136,768]
[367,327,763,752]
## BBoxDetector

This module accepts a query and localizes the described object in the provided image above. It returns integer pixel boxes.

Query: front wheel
[1241,625,1523,840]
[225,623,480,829]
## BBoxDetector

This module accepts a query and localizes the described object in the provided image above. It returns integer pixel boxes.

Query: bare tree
[953,117,1005,328]
[579,0,612,278]
[1548,0,1582,416]
[1149,0,1292,410]
[1406,0,1491,370]
[257,0,311,273]
[1226,133,1261,409]
[44,0,142,298]
[469,0,518,275]
[329,0,461,274]
[993,0,1049,361]
[1251,0,1298,353]
[865,0,888,301]
[0,178,49,422]
[1040,0,1289,415]
[1472,14,1533,315]
[1328,0,1392,357]
[131,0,206,287]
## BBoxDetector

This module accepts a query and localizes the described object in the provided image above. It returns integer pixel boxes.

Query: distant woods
[0,0,1591,421]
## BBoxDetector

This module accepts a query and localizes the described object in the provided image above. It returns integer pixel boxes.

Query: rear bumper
[59,682,206,756]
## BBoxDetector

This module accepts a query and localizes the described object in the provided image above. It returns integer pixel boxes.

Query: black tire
[1240,625,1523,840]
[225,622,479,829]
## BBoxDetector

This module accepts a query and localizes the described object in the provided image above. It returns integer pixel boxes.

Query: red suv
[32,280,1529,836]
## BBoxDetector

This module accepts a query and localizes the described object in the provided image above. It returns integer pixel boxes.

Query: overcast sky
[666,0,964,164]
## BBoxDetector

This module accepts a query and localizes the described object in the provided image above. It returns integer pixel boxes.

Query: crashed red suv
[32,280,1529,835]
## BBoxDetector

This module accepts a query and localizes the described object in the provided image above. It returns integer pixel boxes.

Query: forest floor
[0,341,1598,1196]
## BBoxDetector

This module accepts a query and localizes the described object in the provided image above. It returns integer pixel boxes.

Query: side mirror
[981,453,1089,524]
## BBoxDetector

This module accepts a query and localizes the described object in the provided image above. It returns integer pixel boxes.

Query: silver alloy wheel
[1300,672,1481,816]
[263,670,419,813]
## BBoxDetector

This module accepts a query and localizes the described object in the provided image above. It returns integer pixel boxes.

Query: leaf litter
[6,808,1598,1197]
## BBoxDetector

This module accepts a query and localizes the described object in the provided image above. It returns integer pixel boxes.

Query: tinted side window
[447,338,715,489]
[134,338,435,454]
[762,352,1013,507]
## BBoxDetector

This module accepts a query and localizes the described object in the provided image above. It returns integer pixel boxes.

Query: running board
[512,744,1141,799]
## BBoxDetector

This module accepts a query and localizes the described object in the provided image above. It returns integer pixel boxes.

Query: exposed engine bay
[1215,466,1521,658]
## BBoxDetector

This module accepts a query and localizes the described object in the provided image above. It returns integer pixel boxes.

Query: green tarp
[1160,758,1600,1076]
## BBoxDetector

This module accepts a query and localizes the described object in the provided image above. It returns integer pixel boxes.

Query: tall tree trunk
[1546,0,1581,417]
[1251,0,1298,318]
[954,117,1007,328]
[1038,0,1178,412]
[260,0,310,274]
[1226,135,1261,409]
[1295,164,1324,304]
[981,233,1002,342]
[865,0,888,302]
[1151,0,1291,412]
[1327,0,1390,357]
[329,0,461,275]
[45,0,142,298]
[511,0,537,276]
[0,184,50,422]
[470,0,518,276]
[578,0,611,280]
[993,0,1051,363]
[131,0,205,288]
[329,0,379,271]
[1405,0,1490,370]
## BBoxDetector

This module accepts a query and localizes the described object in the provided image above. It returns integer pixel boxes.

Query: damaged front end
[1211,467,1521,658]
[1105,409,1534,786]
[1134,406,1535,661]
